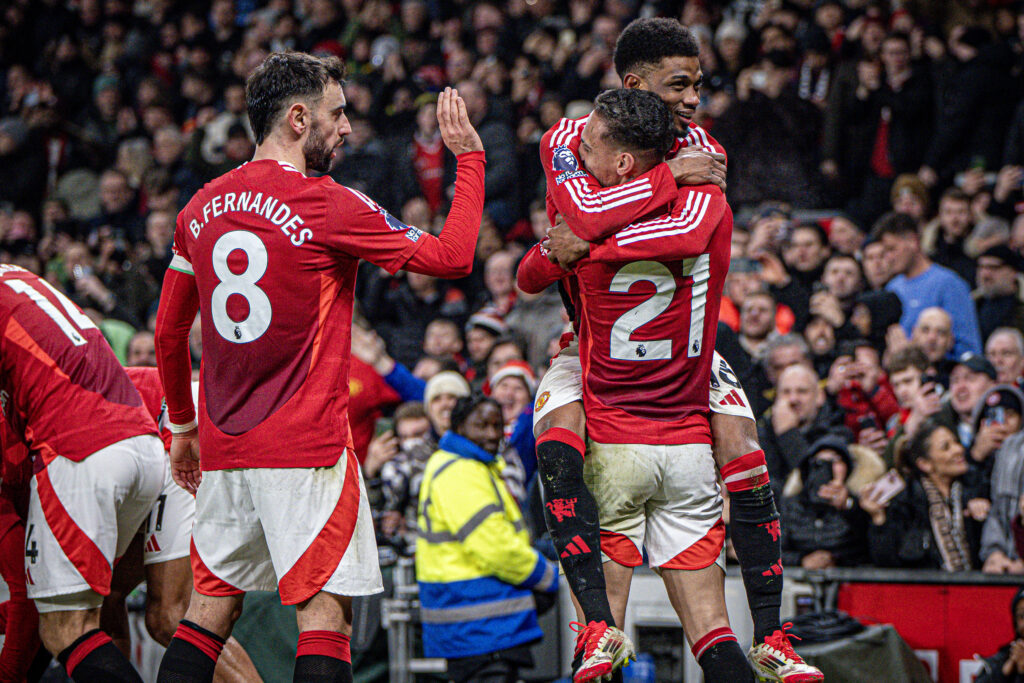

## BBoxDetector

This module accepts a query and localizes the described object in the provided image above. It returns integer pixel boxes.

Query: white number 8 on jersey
[211,230,272,344]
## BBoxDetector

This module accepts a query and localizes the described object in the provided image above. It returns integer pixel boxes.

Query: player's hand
[437,87,483,155]
[169,430,202,494]
[666,151,726,190]
[544,217,589,269]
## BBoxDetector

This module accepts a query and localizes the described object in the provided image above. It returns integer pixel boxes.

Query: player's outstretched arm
[540,121,678,243]
[402,88,486,278]
[154,265,202,493]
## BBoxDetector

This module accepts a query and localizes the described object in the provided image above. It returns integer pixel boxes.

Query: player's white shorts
[26,434,166,611]
[141,464,195,565]
[584,441,725,571]
[190,449,383,605]
[533,346,754,428]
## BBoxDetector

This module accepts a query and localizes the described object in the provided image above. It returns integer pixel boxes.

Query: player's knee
[38,608,96,655]
[146,597,187,646]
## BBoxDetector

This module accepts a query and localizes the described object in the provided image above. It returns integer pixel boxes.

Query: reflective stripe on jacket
[415,437,557,659]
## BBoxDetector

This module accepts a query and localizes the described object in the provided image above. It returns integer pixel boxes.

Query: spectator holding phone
[860,421,983,570]
[881,346,945,467]
[976,386,1024,574]
[830,339,900,451]
[780,436,870,569]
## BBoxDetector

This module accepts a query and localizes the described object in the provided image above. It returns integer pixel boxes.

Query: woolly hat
[487,360,537,396]
[465,309,507,337]
[424,371,471,407]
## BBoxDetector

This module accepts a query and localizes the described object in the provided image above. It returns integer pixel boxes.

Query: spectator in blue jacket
[873,212,982,357]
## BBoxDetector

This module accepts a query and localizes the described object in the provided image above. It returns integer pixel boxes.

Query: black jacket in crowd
[866,477,983,570]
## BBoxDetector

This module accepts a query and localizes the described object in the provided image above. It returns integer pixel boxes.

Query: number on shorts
[148,494,167,533]
[5,278,98,346]
[608,255,710,361]
[24,523,38,564]
[211,231,272,344]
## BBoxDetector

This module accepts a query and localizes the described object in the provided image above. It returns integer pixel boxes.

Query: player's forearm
[516,243,566,293]
[549,162,678,243]
[404,151,486,278]
[154,268,200,427]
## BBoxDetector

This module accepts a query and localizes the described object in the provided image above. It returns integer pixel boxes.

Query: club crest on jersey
[535,391,550,411]
[552,146,586,185]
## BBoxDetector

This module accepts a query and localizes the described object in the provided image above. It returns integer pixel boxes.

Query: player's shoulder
[543,115,590,150]
[680,122,724,154]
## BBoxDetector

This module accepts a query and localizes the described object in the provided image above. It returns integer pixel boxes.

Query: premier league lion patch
[552,146,587,185]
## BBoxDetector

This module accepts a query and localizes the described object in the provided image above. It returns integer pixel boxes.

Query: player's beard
[303,121,334,173]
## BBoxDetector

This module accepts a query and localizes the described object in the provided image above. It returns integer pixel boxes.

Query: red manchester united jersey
[0,266,157,464]
[575,188,732,445]
[168,160,432,470]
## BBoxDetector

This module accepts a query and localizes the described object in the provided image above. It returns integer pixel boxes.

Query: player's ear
[622,73,646,90]
[286,103,308,137]
[616,152,636,178]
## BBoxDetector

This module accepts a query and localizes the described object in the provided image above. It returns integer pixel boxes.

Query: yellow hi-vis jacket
[415,433,558,659]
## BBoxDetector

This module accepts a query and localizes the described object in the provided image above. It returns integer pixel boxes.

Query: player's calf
[39,607,143,683]
[157,591,242,683]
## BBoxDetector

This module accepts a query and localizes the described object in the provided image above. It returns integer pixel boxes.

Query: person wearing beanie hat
[973,384,1024,577]
[465,308,508,373]
[779,435,870,569]
[976,586,1024,681]
[424,370,471,436]
[487,360,538,499]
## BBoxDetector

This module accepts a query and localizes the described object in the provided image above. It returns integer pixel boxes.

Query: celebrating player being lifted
[519,18,823,683]
[153,52,485,683]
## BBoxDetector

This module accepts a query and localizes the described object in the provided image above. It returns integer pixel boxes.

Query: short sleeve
[169,211,194,275]
[324,183,425,274]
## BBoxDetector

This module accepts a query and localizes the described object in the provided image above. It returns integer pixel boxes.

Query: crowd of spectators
[5,0,1024,583]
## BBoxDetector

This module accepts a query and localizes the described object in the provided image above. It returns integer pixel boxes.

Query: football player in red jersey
[542,87,752,682]
[0,265,165,683]
[0,417,41,682]
[153,52,485,683]
[522,18,823,683]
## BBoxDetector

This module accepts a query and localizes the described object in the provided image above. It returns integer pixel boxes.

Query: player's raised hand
[170,430,202,494]
[437,87,483,155]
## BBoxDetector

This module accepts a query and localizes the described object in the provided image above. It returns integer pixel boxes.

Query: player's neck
[251,139,309,176]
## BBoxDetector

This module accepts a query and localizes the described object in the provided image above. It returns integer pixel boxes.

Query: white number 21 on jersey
[609,255,710,361]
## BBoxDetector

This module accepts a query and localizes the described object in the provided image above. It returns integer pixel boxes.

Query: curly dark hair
[449,393,501,433]
[245,51,347,144]
[592,89,675,162]
[613,18,699,79]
